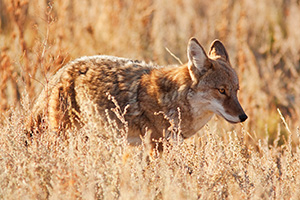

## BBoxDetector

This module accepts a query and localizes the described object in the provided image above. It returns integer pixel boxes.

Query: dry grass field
[1,0,300,199]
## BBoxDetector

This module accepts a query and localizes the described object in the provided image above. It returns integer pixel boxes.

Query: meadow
[0,0,300,199]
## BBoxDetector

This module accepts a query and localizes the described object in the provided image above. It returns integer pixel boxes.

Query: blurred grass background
[0,0,300,143]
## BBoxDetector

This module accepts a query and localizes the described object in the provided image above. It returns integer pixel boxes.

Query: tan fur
[26,38,247,148]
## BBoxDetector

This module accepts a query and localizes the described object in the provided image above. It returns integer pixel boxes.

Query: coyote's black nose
[239,114,248,122]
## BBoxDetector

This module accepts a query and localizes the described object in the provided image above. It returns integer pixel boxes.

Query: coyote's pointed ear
[187,38,210,84]
[208,40,230,62]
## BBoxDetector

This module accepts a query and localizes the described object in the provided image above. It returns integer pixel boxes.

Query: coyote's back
[27,56,154,135]
[27,38,247,148]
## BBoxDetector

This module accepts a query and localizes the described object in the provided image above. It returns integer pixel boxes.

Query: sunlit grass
[1,0,300,199]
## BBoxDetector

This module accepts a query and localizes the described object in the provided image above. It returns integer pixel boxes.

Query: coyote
[27,38,247,148]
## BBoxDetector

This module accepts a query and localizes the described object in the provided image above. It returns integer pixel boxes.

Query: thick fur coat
[26,38,247,147]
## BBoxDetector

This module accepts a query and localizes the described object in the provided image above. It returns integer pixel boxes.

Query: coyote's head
[187,38,247,123]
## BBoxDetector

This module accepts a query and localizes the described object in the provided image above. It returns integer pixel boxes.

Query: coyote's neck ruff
[27,38,247,148]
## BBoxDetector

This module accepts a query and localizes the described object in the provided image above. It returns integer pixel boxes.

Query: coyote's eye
[218,88,226,95]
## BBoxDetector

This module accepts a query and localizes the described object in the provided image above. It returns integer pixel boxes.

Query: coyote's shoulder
[27,38,247,148]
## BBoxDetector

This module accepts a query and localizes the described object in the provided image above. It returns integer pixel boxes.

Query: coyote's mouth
[217,112,240,124]
[224,118,239,124]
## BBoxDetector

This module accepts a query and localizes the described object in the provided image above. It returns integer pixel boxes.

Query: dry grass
[1,0,300,199]
[1,106,300,199]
